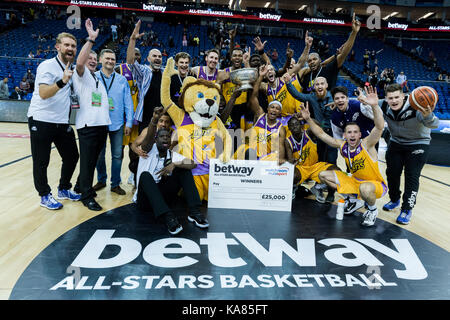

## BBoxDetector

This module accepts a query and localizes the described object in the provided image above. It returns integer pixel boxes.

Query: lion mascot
[161,57,232,201]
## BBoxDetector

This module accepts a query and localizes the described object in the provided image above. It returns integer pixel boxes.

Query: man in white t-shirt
[72,18,111,211]
[27,32,80,210]
[133,124,209,235]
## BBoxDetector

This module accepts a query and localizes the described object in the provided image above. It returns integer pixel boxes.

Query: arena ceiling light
[335,8,343,13]
[264,2,271,8]
[298,5,307,11]
[383,12,399,20]
[417,12,435,21]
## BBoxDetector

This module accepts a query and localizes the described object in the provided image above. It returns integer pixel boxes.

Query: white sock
[367,204,377,211]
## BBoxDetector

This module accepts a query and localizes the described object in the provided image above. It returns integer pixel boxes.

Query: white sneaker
[344,198,365,215]
[127,173,135,186]
[361,208,378,226]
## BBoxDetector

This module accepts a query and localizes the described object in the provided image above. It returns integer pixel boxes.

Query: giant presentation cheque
[208,159,294,212]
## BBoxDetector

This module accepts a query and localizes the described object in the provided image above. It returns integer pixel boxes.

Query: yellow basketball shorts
[122,124,140,146]
[194,174,209,201]
[297,162,333,184]
[333,170,387,199]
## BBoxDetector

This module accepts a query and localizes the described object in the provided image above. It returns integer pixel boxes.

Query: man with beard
[284,74,337,202]
[126,20,163,133]
[191,49,219,82]
[299,86,387,227]
[170,52,191,102]
[298,13,361,93]
[72,19,111,211]
[27,31,80,210]
[217,47,252,130]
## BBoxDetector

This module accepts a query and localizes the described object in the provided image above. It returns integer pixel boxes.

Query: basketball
[409,86,438,111]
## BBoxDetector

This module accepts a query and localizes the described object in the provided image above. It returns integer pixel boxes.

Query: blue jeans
[96,126,123,188]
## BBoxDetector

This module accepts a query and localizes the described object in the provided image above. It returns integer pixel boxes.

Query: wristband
[56,79,66,88]
[258,49,265,55]
[86,38,96,44]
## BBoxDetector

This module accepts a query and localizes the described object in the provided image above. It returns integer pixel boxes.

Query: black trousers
[317,128,338,165]
[77,125,108,202]
[28,117,79,196]
[136,168,201,219]
[385,141,429,211]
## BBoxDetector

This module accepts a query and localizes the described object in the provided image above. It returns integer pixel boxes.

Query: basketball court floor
[0,122,449,300]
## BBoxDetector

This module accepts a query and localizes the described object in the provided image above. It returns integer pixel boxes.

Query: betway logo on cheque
[214,163,254,176]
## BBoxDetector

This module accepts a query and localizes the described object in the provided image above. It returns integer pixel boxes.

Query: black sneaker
[188,214,209,228]
[165,214,183,235]
[344,199,365,215]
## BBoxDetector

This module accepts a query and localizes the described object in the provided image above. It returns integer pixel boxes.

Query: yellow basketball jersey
[247,113,283,158]
[286,131,318,167]
[267,76,303,117]
[221,67,247,105]
[340,141,385,183]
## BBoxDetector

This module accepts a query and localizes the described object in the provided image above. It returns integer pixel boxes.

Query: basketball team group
[26,15,440,235]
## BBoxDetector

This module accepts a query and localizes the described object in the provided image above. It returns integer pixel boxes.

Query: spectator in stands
[349,50,355,62]
[363,49,369,66]
[111,23,118,42]
[380,83,440,225]
[19,76,30,94]
[28,51,35,58]
[271,48,279,62]
[396,71,409,92]
[0,78,9,99]
[24,68,36,91]
[193,35,200,47]
[126,20,164,133]
[436,73,444,81]
[26,31,80,210]
[10,86,24,100]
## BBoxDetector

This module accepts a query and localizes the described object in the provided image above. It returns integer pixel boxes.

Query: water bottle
[336,198,345,220]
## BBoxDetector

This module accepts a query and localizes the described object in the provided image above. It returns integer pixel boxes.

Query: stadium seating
[0,16,448,119]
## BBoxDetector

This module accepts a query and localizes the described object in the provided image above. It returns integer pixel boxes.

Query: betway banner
[5,0,450,32]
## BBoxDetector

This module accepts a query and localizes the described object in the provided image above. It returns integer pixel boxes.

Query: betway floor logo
[259,13,281,21]
[70,230,428,281]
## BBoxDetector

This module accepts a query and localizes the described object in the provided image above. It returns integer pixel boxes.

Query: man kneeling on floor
[299,86,387,227]
[132,126,209,235]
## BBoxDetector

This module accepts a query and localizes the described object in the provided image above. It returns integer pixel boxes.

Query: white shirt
[396,74,407,84]
[27,56,72,123]
[111,25,117,32]
[132,144,186,203]
[72,66,111,130]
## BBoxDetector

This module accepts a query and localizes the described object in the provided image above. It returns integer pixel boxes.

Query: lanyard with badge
[90,72,103,108]
[292,132,305,164]
[56,57,79,109]
[100,72,116,111]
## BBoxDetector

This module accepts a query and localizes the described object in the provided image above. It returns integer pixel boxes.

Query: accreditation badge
[108,97,115,111]
[91,91,102,107]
